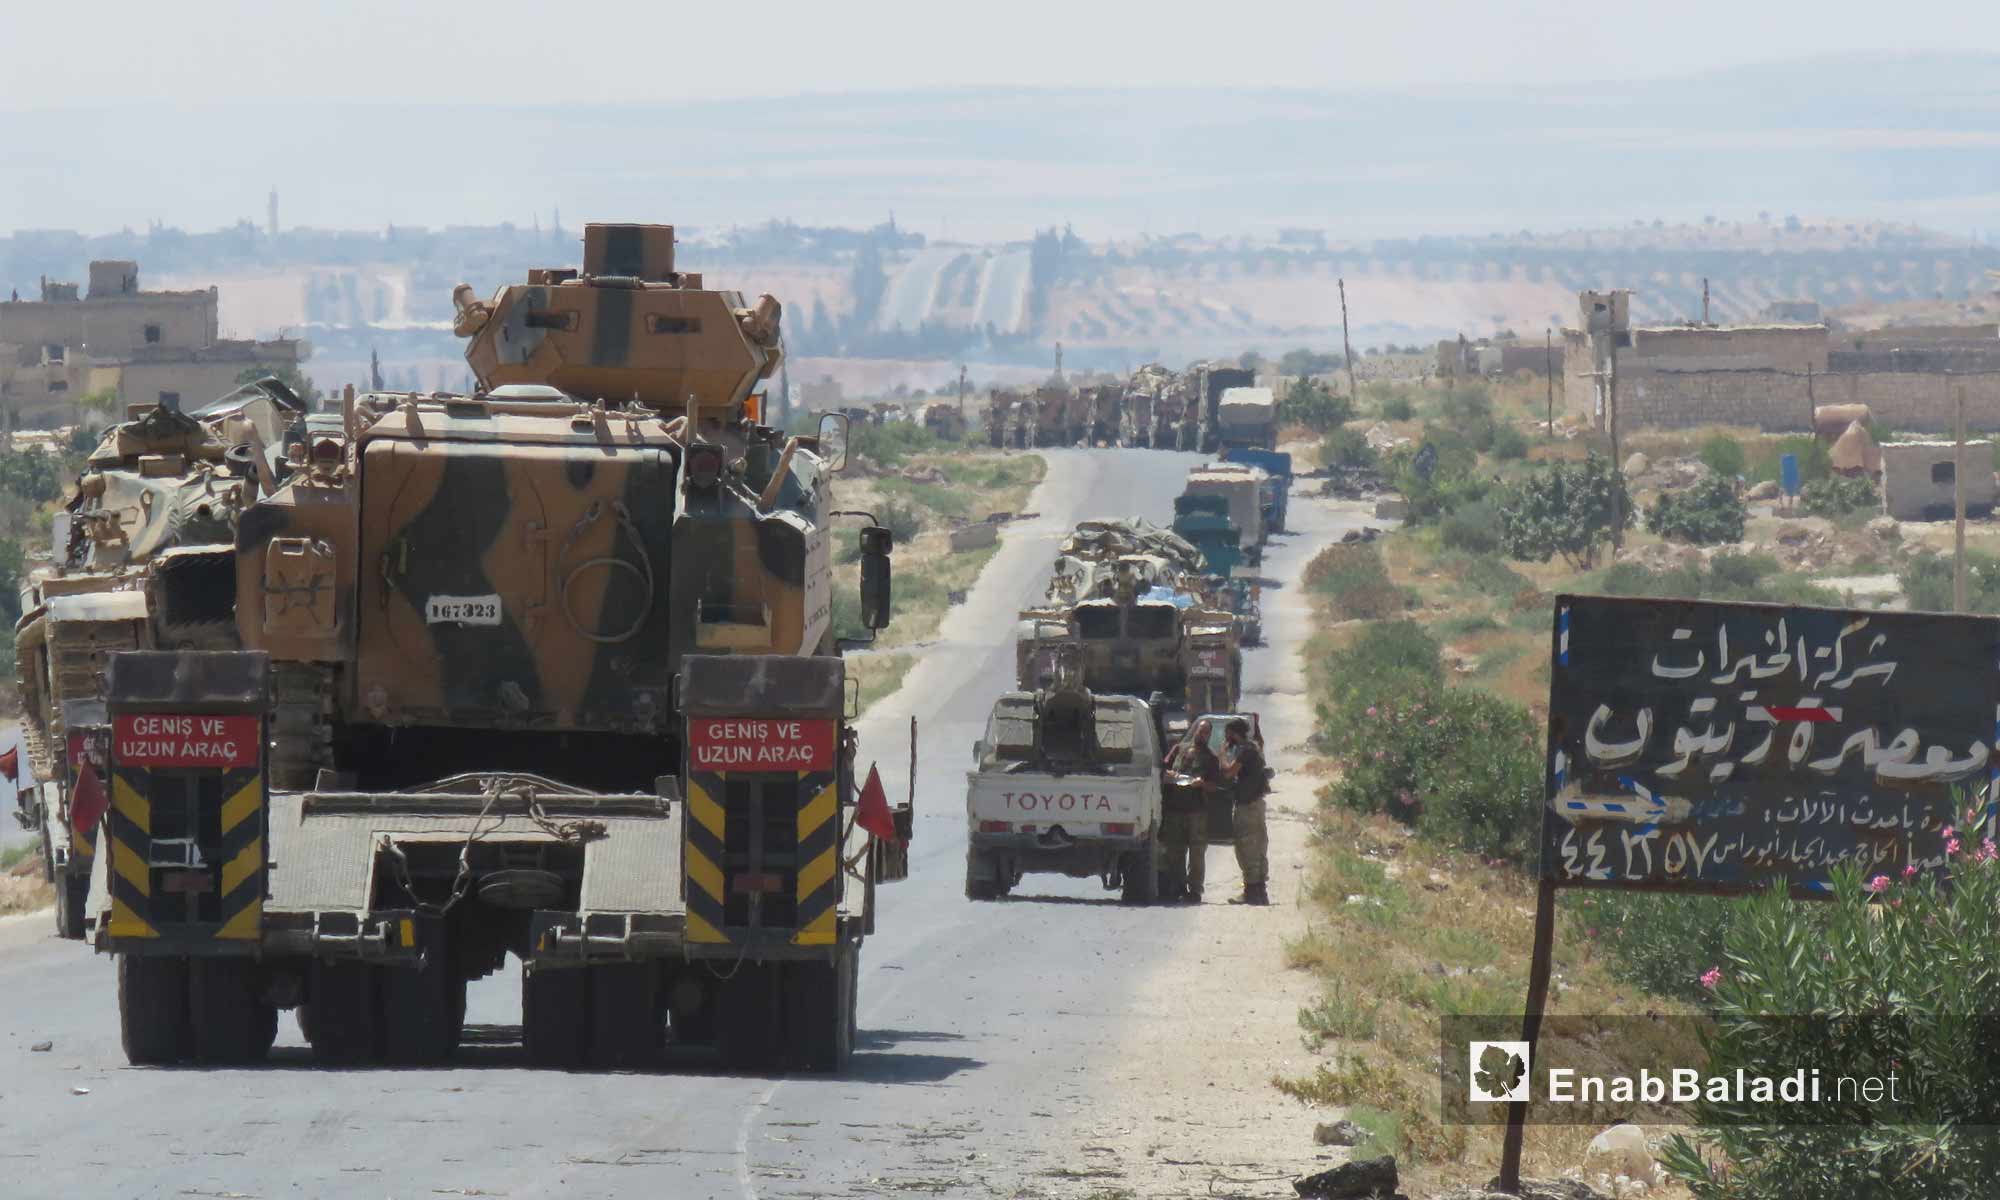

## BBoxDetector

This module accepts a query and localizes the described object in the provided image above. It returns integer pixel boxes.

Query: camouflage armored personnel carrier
[1030,384,1088,447]
[14,379,310,938]
[82,224,906,1074]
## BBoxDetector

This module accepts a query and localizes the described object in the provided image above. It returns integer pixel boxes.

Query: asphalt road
[0,447,1359,1199]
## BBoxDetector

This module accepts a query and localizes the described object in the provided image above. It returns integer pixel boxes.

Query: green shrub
[1384,431,1493,525]
[1304,542,1408,619]
[1436,384,1497,451]
[1647,475,1747,545]
[1588,555,1840,607]
[1280,379,1354,433]
[849,421,938,467]
[1747,435,1830,486]
[1314,619,1443,729]
[1698,433,1748,480]
[1499,453,1631,568]
[1323,683,1541,863]
[1439,498,1505,555]
[1322,426,1377,470]
[1442,551,1532,601]
[1898,549,2000,614]
[1799,474,1879,518]
[1567,890,1764,1004]
[1378,395,1415,421]
[877,499,925,545]
[1659,857,2000,1198]
[1489,424,1530,460]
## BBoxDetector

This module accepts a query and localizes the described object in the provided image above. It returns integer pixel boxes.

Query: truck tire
[191,958,267,1064]
[522,964,589,1069]
[306,961,380,1063]
[964,850,998,901]
[784,952,853,1073]
[54,870,87,940]
[1120,837,1160,906]
[119,954,192,1065]
[381,958,463,1065]
[587,963,662,1070]
[717,964,783,1073]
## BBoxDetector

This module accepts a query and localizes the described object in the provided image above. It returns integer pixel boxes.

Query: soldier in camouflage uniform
[1159,719,1217,903]
[1222,718,1270,905]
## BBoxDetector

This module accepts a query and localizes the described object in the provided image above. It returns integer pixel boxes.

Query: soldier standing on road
[1160,719,1217,904]
[1221,719,1270,906]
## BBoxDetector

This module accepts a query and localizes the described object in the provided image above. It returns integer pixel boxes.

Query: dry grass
[831,450,1046,671]
[1279,803,1703,1195]
[0,857,52,916]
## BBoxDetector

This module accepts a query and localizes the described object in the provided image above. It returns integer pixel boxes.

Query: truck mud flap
[101,652,270,951]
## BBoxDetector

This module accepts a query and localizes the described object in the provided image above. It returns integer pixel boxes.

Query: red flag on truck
[70,760,108,836]
[855,763,901,844]
[0,745,17,784]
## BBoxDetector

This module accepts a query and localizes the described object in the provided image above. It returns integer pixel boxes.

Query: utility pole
[1338,278,1358,402]
[1701,277,1710,325]
[1545,329,1554,436]
[1955,382,1968,613]
[956,363,967,420]
[1608,340,1623,552]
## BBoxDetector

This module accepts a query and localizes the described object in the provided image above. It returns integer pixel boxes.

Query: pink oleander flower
[1372,750,1385,761]
[1947,837,1962,856]
[1700,967,1723,990]
[1866,875,1891,893]
[1902,864,1919,879]
[1365,706,1378,717]
[1979,839,1998,864]
[1944,825,1956,839]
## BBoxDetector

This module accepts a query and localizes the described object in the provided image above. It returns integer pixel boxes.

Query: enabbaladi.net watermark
[1443,1017,1915,1126]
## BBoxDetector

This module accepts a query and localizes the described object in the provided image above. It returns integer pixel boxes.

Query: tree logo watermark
[1469,1040,1530,1102]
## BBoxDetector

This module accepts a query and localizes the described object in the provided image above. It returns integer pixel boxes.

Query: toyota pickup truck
[965,688,1162,904]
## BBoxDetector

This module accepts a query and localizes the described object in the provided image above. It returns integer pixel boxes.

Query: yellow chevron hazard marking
[216,901,261,941]
[112,773,148,831]
[687,780,724,838]
[797,845,836,900]
[107,896,156,939]
[685,911,728,943]
[686,847,724,902]
[797,782,836,840]
[400,918,415,948]
[112,838,150,897]
[221,837,262,897]
[220,776,261,834]
[793,907,836,945]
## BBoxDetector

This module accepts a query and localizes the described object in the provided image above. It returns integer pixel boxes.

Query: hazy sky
[6,0,2000,105]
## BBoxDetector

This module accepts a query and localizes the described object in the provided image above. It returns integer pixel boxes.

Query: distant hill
[5,53,2000,240]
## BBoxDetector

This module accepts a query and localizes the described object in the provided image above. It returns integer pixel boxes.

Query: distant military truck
[965,685,1161,904]
[1188,364,1256,453]
[1121,365,1175,449]
[15,380,309,939]
[1183,464,1269,561]
[1215,386,1278,452]
[1082,384,1124,446]
[1223,448,1293,534]
[922,402,967,441]
[1171,494,1243,577]
[986,390,1033,449]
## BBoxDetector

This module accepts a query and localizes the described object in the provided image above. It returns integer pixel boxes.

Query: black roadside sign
[1543,595,2000,896]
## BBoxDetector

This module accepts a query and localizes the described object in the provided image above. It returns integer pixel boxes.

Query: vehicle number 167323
[425,594,503,626]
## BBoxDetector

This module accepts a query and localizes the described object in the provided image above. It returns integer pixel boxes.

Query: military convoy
[979,361,1282,453]
[21,223,909,1073]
